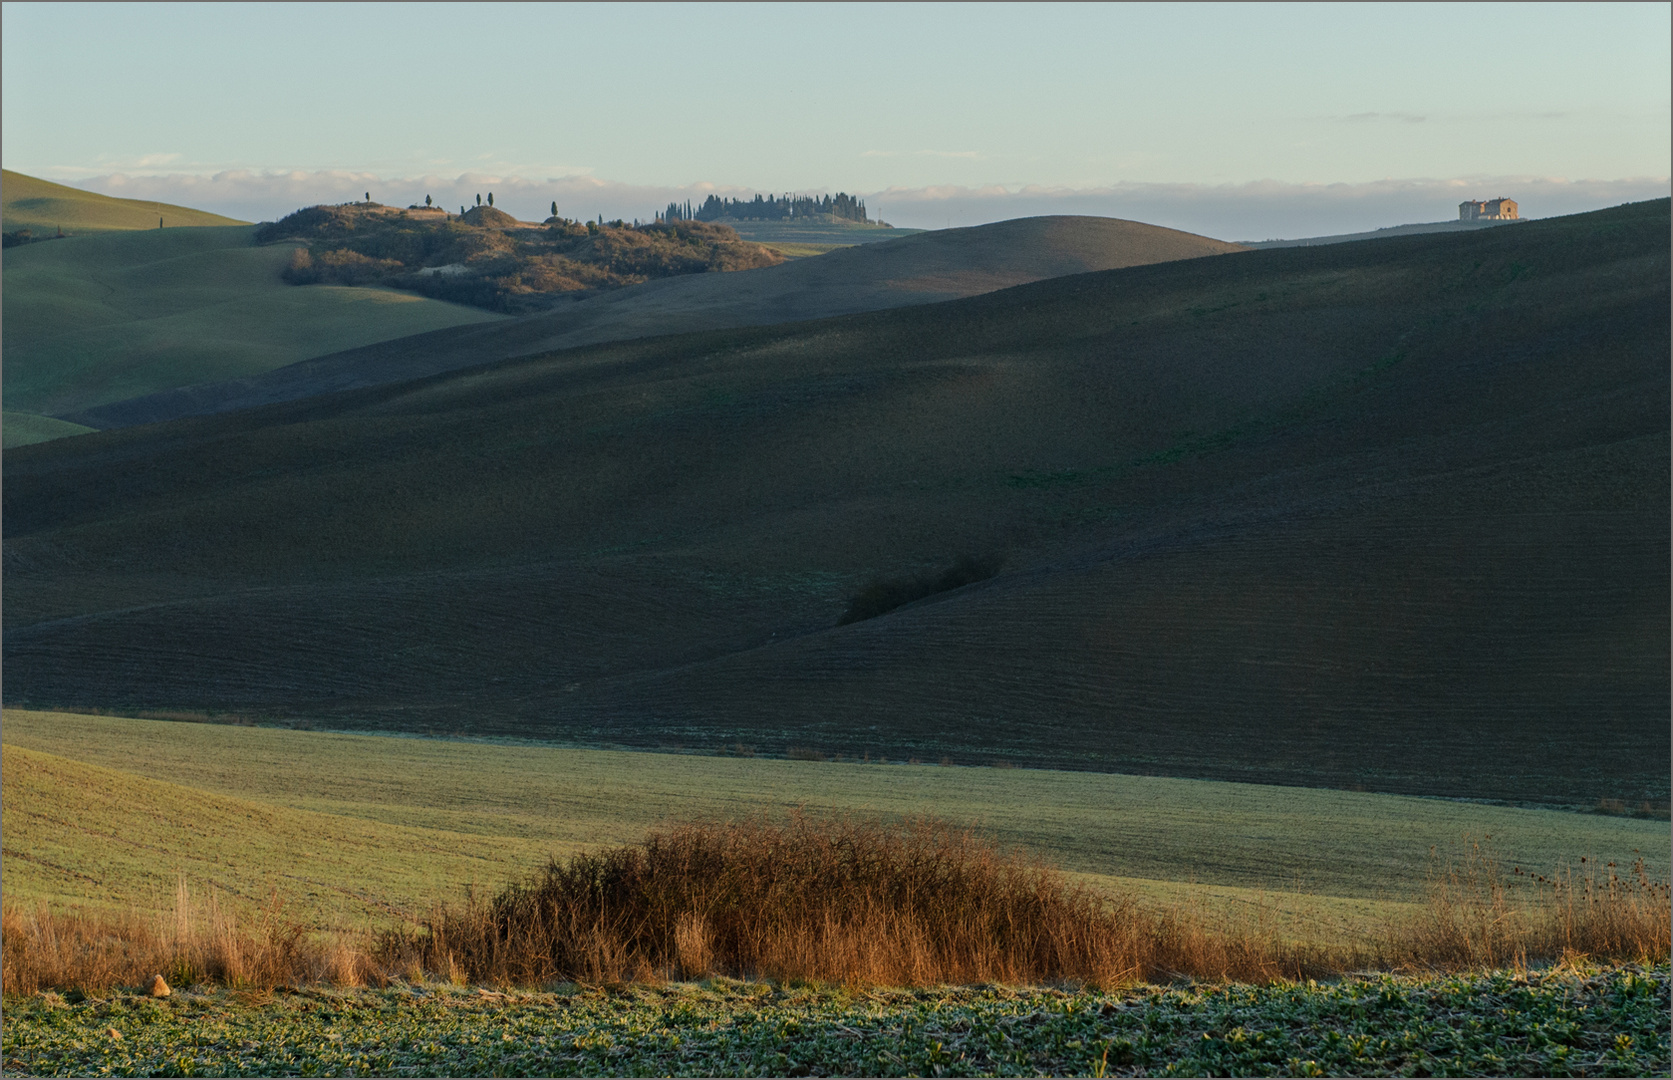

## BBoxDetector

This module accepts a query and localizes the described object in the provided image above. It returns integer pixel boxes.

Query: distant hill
[6,200,1666,806]
[69,215,1244,430]
[458,204,520,228]
[1,169,246,236]
[1239,217,1523,249]
[2,223,504,435]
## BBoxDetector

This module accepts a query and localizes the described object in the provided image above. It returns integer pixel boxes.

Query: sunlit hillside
[1,169,245,233]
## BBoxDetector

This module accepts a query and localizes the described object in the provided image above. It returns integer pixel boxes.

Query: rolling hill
[2,220,506,439]
[1,169,246,234]
[4,200,1667,807]
[67,215,1245,430]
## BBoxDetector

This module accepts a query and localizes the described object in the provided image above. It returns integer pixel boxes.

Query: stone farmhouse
[1459,197,1519,221]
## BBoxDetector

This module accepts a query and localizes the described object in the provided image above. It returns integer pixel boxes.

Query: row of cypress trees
[660,192,871,224]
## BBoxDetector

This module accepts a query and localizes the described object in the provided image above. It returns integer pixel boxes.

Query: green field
[1,412,95,450]
[2,170,248,234]
[715,219,925,246]
[3,966,1666,1077]
[756,241,856,259]
[3,710,1663,941]
[2,221,505,430]
[715,220,926,260]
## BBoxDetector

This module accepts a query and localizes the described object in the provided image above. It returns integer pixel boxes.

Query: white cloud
[1343,112,1427,124]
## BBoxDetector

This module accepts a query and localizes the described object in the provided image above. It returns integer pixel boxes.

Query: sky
[2,2,1668,237]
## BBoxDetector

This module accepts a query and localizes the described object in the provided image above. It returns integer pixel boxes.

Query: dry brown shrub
[383,814,1341,988]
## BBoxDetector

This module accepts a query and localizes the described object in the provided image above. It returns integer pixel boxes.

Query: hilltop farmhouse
[1459,197,1519,221]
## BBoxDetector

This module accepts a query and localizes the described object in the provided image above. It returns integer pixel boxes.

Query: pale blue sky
[3,2,1668,234]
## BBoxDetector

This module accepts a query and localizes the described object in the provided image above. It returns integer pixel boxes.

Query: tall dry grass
[5,819,1668,996]
[1,880,374,997]
[1389,840,1670,969]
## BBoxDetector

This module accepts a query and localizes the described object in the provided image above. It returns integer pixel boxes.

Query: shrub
[839,555,1003,625]
[386,814,1159,987]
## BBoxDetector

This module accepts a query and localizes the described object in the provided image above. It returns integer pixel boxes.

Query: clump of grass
[838,555,1002,625]
[1389,841,1671,969]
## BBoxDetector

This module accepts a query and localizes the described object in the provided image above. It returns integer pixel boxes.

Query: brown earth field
[5,199,1667,807]
[66,215,1243,430]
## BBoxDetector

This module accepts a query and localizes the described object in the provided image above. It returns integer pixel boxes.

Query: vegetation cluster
[256,203,781,313]
[2,227,66,248]
[838,555,1004,625]
[4,817,1667,999]
[663,191,881,225]
[4,966,1667,1077]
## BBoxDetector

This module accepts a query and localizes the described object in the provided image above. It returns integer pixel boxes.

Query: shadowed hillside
[68,216,1244,429]
[2,170,246,235]
[5,200,1667,805]
[2,223,504,434]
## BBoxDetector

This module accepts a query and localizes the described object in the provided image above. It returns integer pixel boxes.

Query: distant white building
[1459,198,1519,221]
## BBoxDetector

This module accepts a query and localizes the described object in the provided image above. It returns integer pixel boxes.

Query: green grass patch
[758,241,855,258]
[712,219,924,246]
[4,710,1664,940]
[3,964,1665,1077]
[2,412,94,449]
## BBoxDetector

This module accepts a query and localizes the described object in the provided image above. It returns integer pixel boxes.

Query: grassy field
[3,965,1666,1077]
[3,710,1664,940]
[756,241,855,259]
[6,202,1665,804]
[716,219,925,245]
[715,219,927,260]
[2,170,247,234]
[1,412,94,450]
[2,222,505,427]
